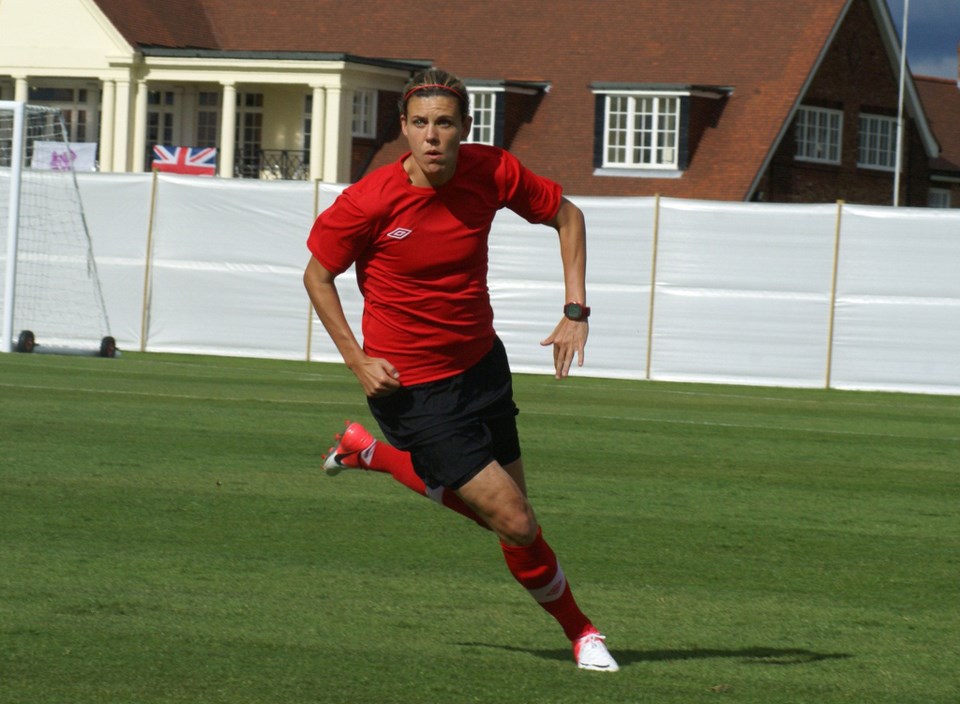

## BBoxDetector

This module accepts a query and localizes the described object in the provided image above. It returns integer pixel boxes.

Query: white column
[113,79,131,171]
[309,86,325,182]
[132,80,148,172]
[13,76,28,102]
[219,82,236,178]
[322,86,344,183]
[98,79,116,172]
[339,88,354,181]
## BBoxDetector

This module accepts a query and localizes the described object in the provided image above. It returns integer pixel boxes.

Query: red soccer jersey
[308,144,563,385]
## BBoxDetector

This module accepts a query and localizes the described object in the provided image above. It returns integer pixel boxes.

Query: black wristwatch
[563,302,591,321]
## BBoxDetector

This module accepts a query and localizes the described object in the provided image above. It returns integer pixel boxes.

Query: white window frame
[352,89,377,138]
[465,89,499,145]
[235,92,263,178]
[304,94,313,151]
[196,90,220,149]
[928,188,951,208]
[795,106,843,165]
[27,80,100,143]
[597,91,682,170]
[858,113,898,171]
[147,88,179,149]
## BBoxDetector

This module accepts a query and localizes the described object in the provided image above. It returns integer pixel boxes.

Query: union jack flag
[151,146,218,176]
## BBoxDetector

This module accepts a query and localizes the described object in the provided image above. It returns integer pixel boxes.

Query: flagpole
[893,0,910,207]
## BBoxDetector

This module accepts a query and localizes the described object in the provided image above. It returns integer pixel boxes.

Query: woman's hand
[541,317,588,379]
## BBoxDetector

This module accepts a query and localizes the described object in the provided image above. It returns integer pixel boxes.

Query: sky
[885,0,959,80]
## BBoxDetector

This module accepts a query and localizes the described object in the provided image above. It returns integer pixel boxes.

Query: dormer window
[465,89,499,146]
[462,80,549,149]
[602,93,681,168]
[592,84,730,178]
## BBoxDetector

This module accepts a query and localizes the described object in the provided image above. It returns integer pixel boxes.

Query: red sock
[367,440,490,531]
[500,527,593,641]
[367,440,426,494]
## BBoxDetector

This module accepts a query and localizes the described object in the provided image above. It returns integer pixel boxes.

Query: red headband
[403,83,466,104]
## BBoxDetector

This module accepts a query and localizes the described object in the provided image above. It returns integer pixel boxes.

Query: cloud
[885,0,959,80]
[911,55,958,80]
[887,0,960,25]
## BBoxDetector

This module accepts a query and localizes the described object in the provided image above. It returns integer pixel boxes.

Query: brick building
[0,0,954,206]
[752,0,941,206]
[917,75,960,208]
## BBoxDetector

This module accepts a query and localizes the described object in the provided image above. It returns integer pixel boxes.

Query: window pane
[602,93,682,168]
[857,113,897,170]
[303,94,312,151]
[466,91,495,145]
[27,85,99,143]
[928,189,950,208]
[635,98,652,165]
[147,113,159,142]
[795,106,842,164]
[657,98,678,164]
[75,110,87,142]
[197,112,218,147]
[29,87,74,101]
[352,90,376,137]
[606,96,628,164]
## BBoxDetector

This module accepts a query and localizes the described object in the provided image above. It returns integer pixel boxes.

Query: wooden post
[645,194,661,380]
[139,170,159,352]
[824,199,844,389]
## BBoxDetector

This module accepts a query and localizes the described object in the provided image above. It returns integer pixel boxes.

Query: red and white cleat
[573,631,619,672]
[322,421,376,476]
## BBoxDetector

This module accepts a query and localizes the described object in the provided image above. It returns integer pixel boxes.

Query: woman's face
[401,94,472,188]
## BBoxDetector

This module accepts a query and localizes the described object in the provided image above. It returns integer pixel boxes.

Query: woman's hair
[399,68,470,120]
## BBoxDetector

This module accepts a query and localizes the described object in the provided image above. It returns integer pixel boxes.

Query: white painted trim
[78,0,135,54]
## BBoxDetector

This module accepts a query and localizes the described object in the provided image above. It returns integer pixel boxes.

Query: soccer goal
[0,101,115,357]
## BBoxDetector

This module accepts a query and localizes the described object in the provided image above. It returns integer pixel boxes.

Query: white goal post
[0,100,24,353]
[0,100,115,356]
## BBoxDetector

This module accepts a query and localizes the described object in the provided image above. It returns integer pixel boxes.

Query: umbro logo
[386,227,413,240]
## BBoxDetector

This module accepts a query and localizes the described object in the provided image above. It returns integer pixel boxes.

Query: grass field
[1,350,957,704]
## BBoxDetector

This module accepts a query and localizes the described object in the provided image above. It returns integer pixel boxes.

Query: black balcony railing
[235,149,309,180]
[140,146,310,180]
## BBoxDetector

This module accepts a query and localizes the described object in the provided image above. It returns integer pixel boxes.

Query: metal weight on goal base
[14,330,119,358]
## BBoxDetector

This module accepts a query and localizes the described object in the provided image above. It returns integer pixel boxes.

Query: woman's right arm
[303,256,401,397]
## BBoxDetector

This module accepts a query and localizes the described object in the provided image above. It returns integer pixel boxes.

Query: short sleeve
[306,188,374,275]
[499,150,563,224]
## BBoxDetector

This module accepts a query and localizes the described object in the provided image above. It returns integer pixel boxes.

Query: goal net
[0,101,114,356]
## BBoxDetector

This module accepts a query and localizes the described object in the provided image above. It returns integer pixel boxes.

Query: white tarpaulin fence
[3,172,959,395]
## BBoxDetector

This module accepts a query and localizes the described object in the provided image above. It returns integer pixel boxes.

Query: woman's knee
[495,501,538,546]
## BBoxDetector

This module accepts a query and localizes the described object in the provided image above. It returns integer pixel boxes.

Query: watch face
[564,303,585,320]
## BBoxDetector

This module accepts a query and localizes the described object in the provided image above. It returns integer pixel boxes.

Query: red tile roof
[93,0,856,199]
[93,0,218,49]
[916,76,960,173]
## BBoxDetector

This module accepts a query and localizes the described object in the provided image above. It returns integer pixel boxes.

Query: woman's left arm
[540,197,589,379]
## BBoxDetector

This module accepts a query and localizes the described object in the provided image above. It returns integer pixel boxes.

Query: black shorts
[367,336,521,491]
